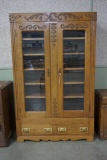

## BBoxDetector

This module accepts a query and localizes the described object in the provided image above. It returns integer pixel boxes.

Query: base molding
[17,135,94,142]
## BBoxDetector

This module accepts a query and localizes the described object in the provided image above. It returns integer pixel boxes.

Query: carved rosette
[50,23,57,46]
[19,25,47,30]
[52,98,58,117]
[61,23,88,29]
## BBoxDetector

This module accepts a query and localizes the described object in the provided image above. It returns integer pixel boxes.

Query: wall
[0,0,107,88]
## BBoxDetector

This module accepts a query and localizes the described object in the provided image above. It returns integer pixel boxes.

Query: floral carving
[19,25,47,30]
[51,23,57,46]
[52,98,58,117]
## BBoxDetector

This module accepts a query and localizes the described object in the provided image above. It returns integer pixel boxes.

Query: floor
[0,133,107,160]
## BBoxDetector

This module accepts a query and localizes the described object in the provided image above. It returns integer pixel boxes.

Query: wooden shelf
[64,67,84,71]
[25,94,45,98]
[23,48,44,55]
[63,37,85,40]
[24,68,45,71]
[24,54,45,56]
[64,81,84,85]
[23,38,44,40]
[63,52,85,55]
[64,93,84,98]
[25,80,45,85]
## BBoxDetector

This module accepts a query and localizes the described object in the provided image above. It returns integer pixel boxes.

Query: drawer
[102,99,107,105]
[22,124,54,136]
[56,124,89,135]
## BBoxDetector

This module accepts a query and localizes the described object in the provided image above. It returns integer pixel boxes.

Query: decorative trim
[25,13,82,21]
[9,13,97,22]
[17,135,94,142]
[61,23,88,29]
[50,24,57,46]
[19,25,47,30]
[85,12,97,20]
[24,13,49,21]
[52,98,58,117]
[9,15,22,22]
[58,13,83,21]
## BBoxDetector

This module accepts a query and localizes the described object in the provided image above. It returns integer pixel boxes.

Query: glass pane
[23,56,45,69]
[63,30,85,37]
[63,39,85,53]
[24,70,45,84]
[64,70,84,83]
[64,54,84,68]
[25,99,45,111]
[64,98,84,110]
[22,31,46,111]
[22,32,44,55]
[25,85,45,97]
[63,30,85,111]
[64,84,84,97]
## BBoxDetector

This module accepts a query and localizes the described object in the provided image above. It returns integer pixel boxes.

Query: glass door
[63,30,85,111]
[58,22,90,117]
[14,23,51,118]
[23,31,46,111]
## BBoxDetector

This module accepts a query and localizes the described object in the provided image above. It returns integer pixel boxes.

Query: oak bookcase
[9,12,97,142]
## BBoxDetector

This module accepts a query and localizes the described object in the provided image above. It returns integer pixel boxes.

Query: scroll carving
[10,13,97,22]
[24,13,49,21]
[61,23,88,29]
[85,12,97,20]
[58,13,83,20]
[19,25,47,30]
[51,24,57,46]
[24,13,83,21]
[52,98,58,117]
[9,15,22,22]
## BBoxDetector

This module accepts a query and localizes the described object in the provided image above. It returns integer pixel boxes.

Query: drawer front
[22,124,54,136]
[56,124,89,135]
[102,99,107,105]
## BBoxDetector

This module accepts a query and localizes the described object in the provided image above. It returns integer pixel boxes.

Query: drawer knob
[44,128,52,132]
[22,128,30,133]
[58,127,66,132]
[80,127,88,132]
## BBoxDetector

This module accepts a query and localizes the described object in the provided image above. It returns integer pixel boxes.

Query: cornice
[9,12,97,22]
